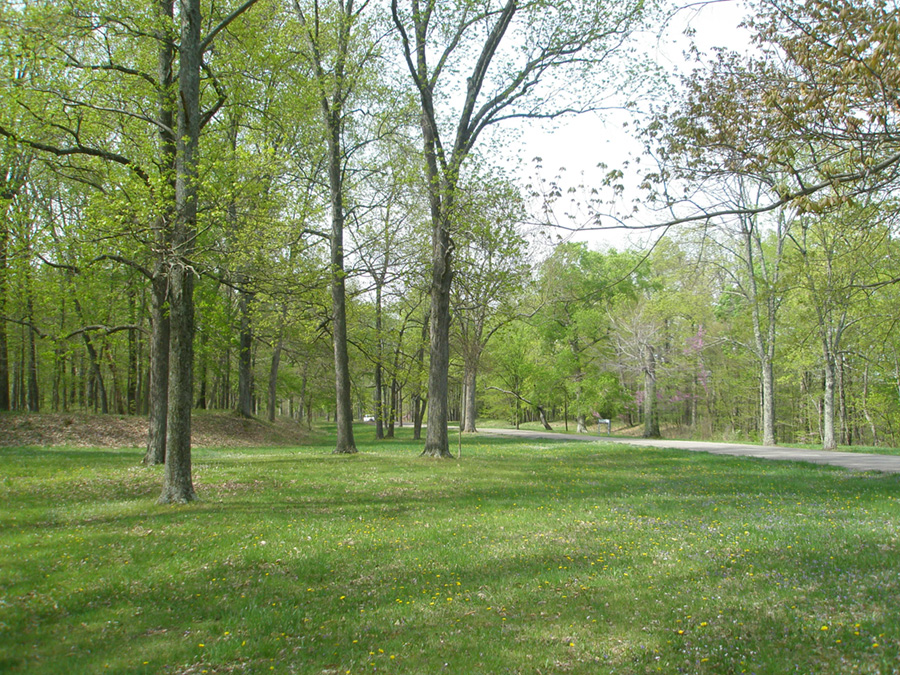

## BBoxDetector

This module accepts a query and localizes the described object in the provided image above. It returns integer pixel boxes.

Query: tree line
[1,0,899,501]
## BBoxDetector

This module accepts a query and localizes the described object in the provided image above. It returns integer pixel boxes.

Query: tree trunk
[25,293,39,412]
[822,354,837,450]
[642,343,660,438]
[126,288,138,413]
[237,287,254,418]
[161,265,195,503]
[760,356,776,446]
[863,363,879,445]
[266,308,286,423]
[0,215,8,411]
[537,406,552,431]
[462,360,477,433]
[145,0,175,463]
[742,212,780,446]
[144,273,169,465]
[414,396,426,441]
[838,354,851,446]
[386,378,397,438]
[160,0,201,503]
[373,283,384,438]
[576,414,588,434]
[411,310,428,440]
[327,122,356,455]
[422,213,454,457]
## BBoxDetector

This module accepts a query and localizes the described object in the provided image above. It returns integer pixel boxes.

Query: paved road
[476,427,900,474]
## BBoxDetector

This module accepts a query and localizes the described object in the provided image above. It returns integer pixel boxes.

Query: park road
[475,427,900,474]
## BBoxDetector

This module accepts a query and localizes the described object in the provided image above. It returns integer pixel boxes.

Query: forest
[1,0,899,501]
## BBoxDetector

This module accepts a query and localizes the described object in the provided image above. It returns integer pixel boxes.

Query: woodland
[1,0,900,502]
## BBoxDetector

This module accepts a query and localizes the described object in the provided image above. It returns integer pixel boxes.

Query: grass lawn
[1,426,899,674]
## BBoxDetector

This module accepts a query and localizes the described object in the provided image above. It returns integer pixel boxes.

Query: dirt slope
[0,411,307,448]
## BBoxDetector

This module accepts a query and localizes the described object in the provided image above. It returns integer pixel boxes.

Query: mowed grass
[1,427,899,674]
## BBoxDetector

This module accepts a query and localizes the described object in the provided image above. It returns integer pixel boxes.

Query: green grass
[2,427,899,674]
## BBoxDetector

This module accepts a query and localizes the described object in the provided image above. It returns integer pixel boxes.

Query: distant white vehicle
[363,415,375,422]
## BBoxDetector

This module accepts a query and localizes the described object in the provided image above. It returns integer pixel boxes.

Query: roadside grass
[2,427,899,674]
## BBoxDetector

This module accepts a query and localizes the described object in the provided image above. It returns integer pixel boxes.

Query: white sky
[515,0,754,251]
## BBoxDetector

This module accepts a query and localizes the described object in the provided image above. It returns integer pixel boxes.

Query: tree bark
[145,0,175,465]
[237,286,254,417]
[161,265,195,503]
[420,112,454,456]
[822,350,837,450]
[0,214,8,411]
[462,359,477,433]
[374,286,384,439]
[741,211,781,447]
[144,273,169,465]
[160,0,201,503]
[537,406,552,431]
[266,306,286,423]
[423,237,454,456]
[25,293,39,412]
[642,343,660,438]
[327,144,356,454]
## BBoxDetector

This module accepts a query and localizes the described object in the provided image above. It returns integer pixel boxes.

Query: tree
[292,0,392,454]
[391,0,651,456]
[642,0,900,234]
[535,243,641,433]
[452,170,530,433]
[786,200,892,449]
[0,141,30,411]
[679,178,794,446]
[347,141,425,439]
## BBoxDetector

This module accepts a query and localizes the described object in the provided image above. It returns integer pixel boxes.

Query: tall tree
[391,0,650,456]
[158,0,262,501]
[452,171,529,433]
[787,200,891,450]
[292,0,387,454]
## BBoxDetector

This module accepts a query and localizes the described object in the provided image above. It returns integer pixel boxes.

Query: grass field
[2,426,899,674]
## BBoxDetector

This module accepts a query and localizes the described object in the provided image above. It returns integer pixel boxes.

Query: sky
[515,0,754,251]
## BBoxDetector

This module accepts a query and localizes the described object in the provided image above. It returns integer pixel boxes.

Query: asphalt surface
[475,427,900,474]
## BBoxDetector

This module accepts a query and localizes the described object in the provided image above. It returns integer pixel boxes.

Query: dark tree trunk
[145,0,175,463]
[159,0,201,503]
[537,406,552,431]
[126,288,138,413]
[144,273,169,465]
[422,213,454,457]
[237,287,254,418]
[0,217,8,411]
[328,175,356,455]
[25,294,39,412]
[386,378,397,438]
[374,363,384,438]
[411,310,428,440]
[414,396,426,441]
[266,307,286,423]
[161,266,195,503]
[374,285,384,439]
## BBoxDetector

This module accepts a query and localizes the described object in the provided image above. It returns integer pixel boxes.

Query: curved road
[476,427,900,474]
